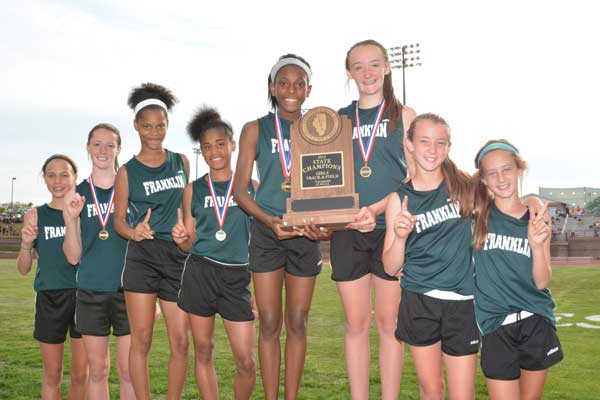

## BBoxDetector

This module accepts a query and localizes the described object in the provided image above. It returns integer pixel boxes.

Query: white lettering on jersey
[86,203,115,218]
[203,195,239,208]
[142,175,185,196]
[44,226,66,240]
[351,120,389,140]
[414,201,461,234]
[270,138,291,154]
[483,233,531,257]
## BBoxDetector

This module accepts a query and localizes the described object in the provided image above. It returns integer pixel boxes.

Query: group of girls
[381,115,564,400]
[18,37,563,400]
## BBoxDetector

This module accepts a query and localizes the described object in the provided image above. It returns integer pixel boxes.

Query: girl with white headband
[62,123,134,399]
[113,83,190,399]
[472,139,563,399]
[233,53,328,399]
[332,39,416,399]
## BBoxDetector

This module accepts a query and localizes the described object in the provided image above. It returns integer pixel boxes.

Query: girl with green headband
[472,139,563,399]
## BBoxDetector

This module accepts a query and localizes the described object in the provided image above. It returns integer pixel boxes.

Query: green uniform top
[75,180,127,292]
[339,101,407,229]
[190,175,255,266]
[33,204,77,291]
[255,112,292,217]
[124,150,187,241]
[473,204,556,335]
[398,182,474,295]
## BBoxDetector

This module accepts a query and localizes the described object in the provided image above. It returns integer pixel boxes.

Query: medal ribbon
[88,175,115,230]
[355,100,386,165]
[207,174,235,230]
[274,108,292,179]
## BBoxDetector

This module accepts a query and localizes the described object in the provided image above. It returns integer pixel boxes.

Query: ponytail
[441,158,473,218]
[472,171,493,250]
[383,73,402,132]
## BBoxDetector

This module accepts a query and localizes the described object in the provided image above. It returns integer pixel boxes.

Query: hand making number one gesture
[171,208,189,245]
[132,208,154,241]
[63,188,86,222]
[393,195,417,240]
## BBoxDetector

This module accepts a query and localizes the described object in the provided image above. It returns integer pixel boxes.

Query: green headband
[476,142,519,168]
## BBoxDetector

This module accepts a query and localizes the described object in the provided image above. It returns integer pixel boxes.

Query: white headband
[134,98,168,116]
[270,57,312,83]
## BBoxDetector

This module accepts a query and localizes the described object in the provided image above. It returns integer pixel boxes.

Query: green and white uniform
[473,204,557,335]
[398,182,474,296]
[395,182,479,355]
[75,180,126,292]
[34,204,76,291]
[189,176,255,265]
[124,150,187,241]
[248,113,322,276]
[178,175,256,321]
[121,150,189,301]
[33,204,81,343]
[255,113,291,217]
[330,102,408,282]
[339,101,407,228]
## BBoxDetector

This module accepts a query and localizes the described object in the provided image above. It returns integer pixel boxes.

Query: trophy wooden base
[281,208,360,232]
[282,194,360,232]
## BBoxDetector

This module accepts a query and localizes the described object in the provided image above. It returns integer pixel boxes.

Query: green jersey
[398,182,474,295]
[190,175,254,266]
[75,180,127,292]
[255,113,291,216]
[339,101,407,228]
[473,204,556,335]
[33,204,77,291]
[124,150,187,241]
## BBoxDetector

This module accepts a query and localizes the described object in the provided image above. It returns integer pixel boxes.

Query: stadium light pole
[10,177,16,213]
[388,43,422,105]
[193,147,201,180]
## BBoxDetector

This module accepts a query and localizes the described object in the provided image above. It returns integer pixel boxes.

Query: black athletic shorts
[330,229,396,282]
[481,314,563,380]
[121,238,188,302]
[249,219,322,277]
[178,255,254,322]
[396,290,479,356]
[75,289,130,336]
[34,289,82,344]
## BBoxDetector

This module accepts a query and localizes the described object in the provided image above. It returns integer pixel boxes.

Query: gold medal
[360,165,372,178]
[281,179,291,192]
[98,229,110,240]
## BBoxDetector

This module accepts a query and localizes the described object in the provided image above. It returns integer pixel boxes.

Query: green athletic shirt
[33,204,77,291]
[397,182,474,295]
[255,113,292,217]
[75,180,127,292]
[124,150,187,241]
[190,175,255,266]
[339,101,407,229]
[473,203,557,335]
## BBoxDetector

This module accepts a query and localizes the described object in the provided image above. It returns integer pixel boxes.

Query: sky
[1,0,598,206]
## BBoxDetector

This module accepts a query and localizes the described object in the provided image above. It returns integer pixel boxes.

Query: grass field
[1,262,599,399]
